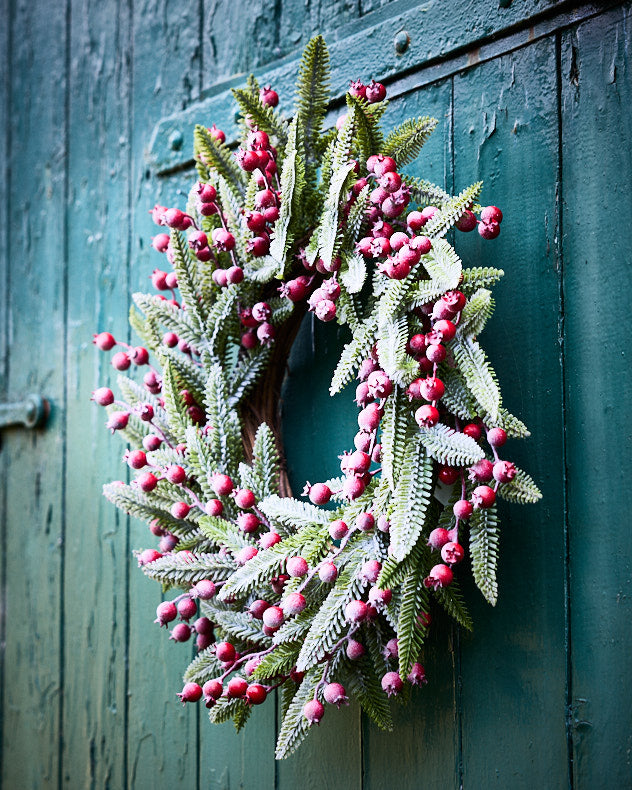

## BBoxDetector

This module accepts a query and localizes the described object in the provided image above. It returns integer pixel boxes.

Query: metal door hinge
[0,394,48,430]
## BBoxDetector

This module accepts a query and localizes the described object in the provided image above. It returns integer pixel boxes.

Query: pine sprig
[193,124,245,199]
[389,439,434,562]
[469,504,500,605]
[498,467,542,504]
[418,423,485,467]
[452,336,502,422]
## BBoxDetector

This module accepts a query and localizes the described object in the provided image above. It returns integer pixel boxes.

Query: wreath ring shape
[93,36,541,758]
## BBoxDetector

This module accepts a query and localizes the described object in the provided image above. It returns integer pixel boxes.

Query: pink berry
[177,682,203,704]
[355,512,375,532]
[361,560,381,583]
[163,208,186,229]
[212,473,234,497]
[171,501,191,519]
[415,404,440,428]
[478,221,501,240]
[154,600,177,626]
[381,671,403,697]
[407,663,427,685]
[177,597,197,621]
[256,322,276,345]
[259,85,279,106]
[91,387,114,406]
[377,515,390,533]
[453,499,473,520]
[481,205,503,224]
[346,639,365,660]
[315,299,337,322]
[159,533,178,552]
[111,351,131,371]
[493,460,517,483]
[345,600,368,623]
[205,499,223,516]
[305,482,331,505]
[366,370,393,399]
[259,531,281,548]
[191,580,216,600]
[283,592,307,615]
[358,402,382,431]
[368,586,392,607]
[209,125,226,143]
[93,331,116,350]
[196,182,217,203]
[472,485,496,509]
[233,488,256,509]
[194,616,213,635]
[165,465,186,484]
[419,376,445,402]
[343,475,366,501]
[329,520,348,540]
[262,605,284,630]
[365,80,386,103]
[169,623,191,642]
[324,682,349,707]
[427,527,450,550]
[235,546,258,564]
[432,319,456,343]
[136,471,158,492]
[318,562,338,583]
[487,427,507,447]
[469,458,494,483]
[215,641,236,662]
[303,699,325,725]
[249,599,270,619]
[424,564,454,589]
[286,556,308,577]
[441,541,465,565]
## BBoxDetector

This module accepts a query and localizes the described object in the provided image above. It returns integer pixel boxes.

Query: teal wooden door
[1,1,630,787]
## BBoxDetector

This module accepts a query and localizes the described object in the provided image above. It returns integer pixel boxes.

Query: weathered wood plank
[127,3,202,787]
[453,38,569,787]
[362,78,460,790]
[1,1,68,787]
[61,1,132,787]
[561,7,632,787]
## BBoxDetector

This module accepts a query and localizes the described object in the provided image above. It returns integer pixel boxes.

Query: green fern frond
[422,238,463,290]
[434,581,473,631]
[389,439,434,562]
[457,288,495,337]
[383,116,437,166]
[452,336,502,422]
[424,182,483,238]
[141,551,236,587]
[403,176,451,208]
[193,124,245,199]
[460,266,505,291]
[469,504,500,605]
[498,467,542,504]
[231,86,289,147]
[330,318,376,395]
[346,94,385,163]
[295,35,330,165]
[418,423,485,467]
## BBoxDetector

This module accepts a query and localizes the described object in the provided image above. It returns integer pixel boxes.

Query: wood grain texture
[127,2,203,786]
[1,1,68,787]
[561,7,632,788]
[61,2,133,786]
[453,38,569,788]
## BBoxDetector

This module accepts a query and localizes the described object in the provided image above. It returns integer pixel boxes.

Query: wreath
[92,36,541,758]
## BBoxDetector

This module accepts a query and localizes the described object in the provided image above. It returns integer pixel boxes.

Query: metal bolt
[169,130,183,151]
[394,31,409,55]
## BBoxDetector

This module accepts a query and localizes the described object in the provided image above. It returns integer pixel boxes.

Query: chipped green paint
[1,1,631,788]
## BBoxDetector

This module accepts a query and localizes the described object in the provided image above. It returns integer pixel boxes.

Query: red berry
[111,351,131,371]
[455,210,477,232]
[194,616,213,635]
[246,683,267,705]
[358,402,382,431]
[249,599,270,619]
[366,370,393,399]
[227,676,248,698]
[177,682,203,704]
[329,520,348,540]
[472,485,496,509]
[282,592,307,615]
[419,376,445,402]
[487,427,507,447]
[441,541,465,565]
[205,499,223,516]
[126,450,147,469]
[136,471,158,492]
[233,488,256,509]
[407,663,427,685]
[493,460,517,483]
[171,501,191,519]
[215,641,236,663]
[203,679,223,700]
[212,473,234,497]
[478,221,501,240]
[453,499,474,520]
[427,527,450,550]
[365,80,386,103]
[91,387,114,406]
[177,597,197,621]
[424,564,454,589]
[415,404,440,428]
[165,465,186,484]
[346,639,365,660]
[305,482,331,505]
[235,546,258,564]
[169,623,191,642]
[481,205,503,224]
[360,560,381,583]
[259,85,279,106]
[432,319,456,342]
[259,531,281,548]
[463,423,482,440]
[343,475,366,501]
[355,512,375,532]
[468,458,494,482]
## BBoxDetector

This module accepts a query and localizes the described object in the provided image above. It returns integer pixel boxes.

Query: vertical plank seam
[555,30,575,790]
[449,73,464,790]
[0,0,13,785]
[58,0,72,786]
[123,0,135,787]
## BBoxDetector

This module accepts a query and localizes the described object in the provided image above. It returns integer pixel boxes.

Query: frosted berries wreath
[92,36,541,758]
